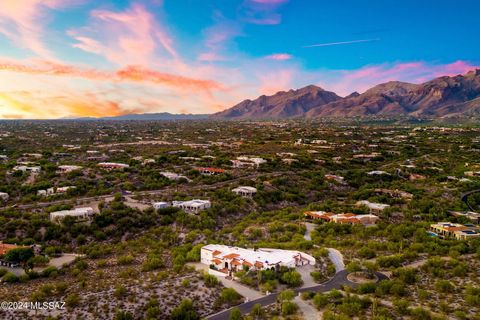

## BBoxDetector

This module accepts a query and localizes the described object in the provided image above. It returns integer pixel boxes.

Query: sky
[0,0,479,119]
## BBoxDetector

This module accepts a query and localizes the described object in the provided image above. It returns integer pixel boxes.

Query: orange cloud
[0,91,133,119]
[0,60,224,93]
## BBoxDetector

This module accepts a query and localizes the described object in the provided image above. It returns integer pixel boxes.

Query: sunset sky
[0,0,479,119]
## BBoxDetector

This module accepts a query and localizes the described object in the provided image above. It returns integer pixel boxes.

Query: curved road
[461,189,480,212]
[206,270,387,320]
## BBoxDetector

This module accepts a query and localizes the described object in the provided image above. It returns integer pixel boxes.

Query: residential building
[356,200,390,214]
[160,171,190,181]
[172,199,211,214]
[38,186,76,197]
[13,165,41,173]
[0,192,9,201]
[58,165,83,173]
[201,244,315,276]
[449,211,480,224]
[304,211,380,226]
[195,167,225,175]
[97,162,129,170]
[324,174,345,184]
[232,156,267,168]
[430,222,480,240]
[152,202,169,210]
[374,189,413,200]
[50,207,95,223]
[232,186,257,198]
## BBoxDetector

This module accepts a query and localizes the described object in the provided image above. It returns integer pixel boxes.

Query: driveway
[187,262,263,301]
[297,264,316,288]
[327,248,345,272]
[303,222,316,241]
[294,295,319,320]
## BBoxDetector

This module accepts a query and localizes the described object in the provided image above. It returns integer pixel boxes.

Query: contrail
[303,38,380,48]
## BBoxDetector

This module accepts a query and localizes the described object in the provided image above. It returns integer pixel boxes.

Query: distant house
[172,199,211,214]
[367,170,390,176]
[409,173,426,181]
[0,192,9,201]
[58,165,83,173]
[201,244,315,276]
[232,156,267,168]
[0,242,28,268]
[353,153,381,161]
[374,189,413,200]
[324,174,345,184]
[304,211,380,226]
[232,186,257,198]
[152,202,169,210]
[356,200,390,214]
[160,171,190,181]
[38,186,76,197]
[430,222,480,240]
[194,167,225,175]
[13,165,41,173]
[97,162,129,170]
[449,211,480,224]
[50,207,95,223]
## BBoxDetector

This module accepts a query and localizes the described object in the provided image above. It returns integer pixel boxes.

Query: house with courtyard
[232,186,257,198]
[304,211,380,226]
[201,244,315,276]
[172,199,211,214]
[50,207,95,223]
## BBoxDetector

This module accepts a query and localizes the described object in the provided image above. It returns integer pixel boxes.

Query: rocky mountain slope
[212,69,480,119]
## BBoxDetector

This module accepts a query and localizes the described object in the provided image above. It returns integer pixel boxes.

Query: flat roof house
[232,186,257,198]
[58,165,83,173]
[97,162,130,170]
[356,200,390,214]
[201,244,315,276]
[304,211,380,226]
[50,207,95,223]
[430,222,480,240]
[152,202,169,210]
[195,167,225,175]
[0,192,9,201]
[172,199,211,214]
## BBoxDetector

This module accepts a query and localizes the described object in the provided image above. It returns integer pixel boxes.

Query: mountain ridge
[212,69,480,119]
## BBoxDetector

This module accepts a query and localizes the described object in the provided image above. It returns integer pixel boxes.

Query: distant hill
[77,112,209,120]
[212,69,480,119]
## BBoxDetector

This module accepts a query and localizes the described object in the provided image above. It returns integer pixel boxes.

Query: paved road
[206,270,388,320]
[461,189,480,212]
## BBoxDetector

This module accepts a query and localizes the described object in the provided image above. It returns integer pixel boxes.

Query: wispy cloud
[264,53,293,61]
[0,59,224,92]
[69,3,177,66]
[0,0,83,59]
[303,38,380,48]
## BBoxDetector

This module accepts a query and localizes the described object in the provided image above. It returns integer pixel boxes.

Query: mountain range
[76,112,209,121]
[212,69,480,119]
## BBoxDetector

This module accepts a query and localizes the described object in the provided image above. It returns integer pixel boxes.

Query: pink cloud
[69,4,177,66]
[265,53,293,61]
[317,60,480,96]
[0,0,82,58]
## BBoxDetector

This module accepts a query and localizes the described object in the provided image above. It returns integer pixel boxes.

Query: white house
[38,186,76,197]
[172,199,211,214]
[58,165,83,173]
[152,202,169,210]
[160,172,190,181]
[0,192,9,201]
[232,186,257,198]
[97,162,129,170]
[356,200,390,214]
[50,207,95,223]
[201,244,315,276]
[13,165,41,173]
